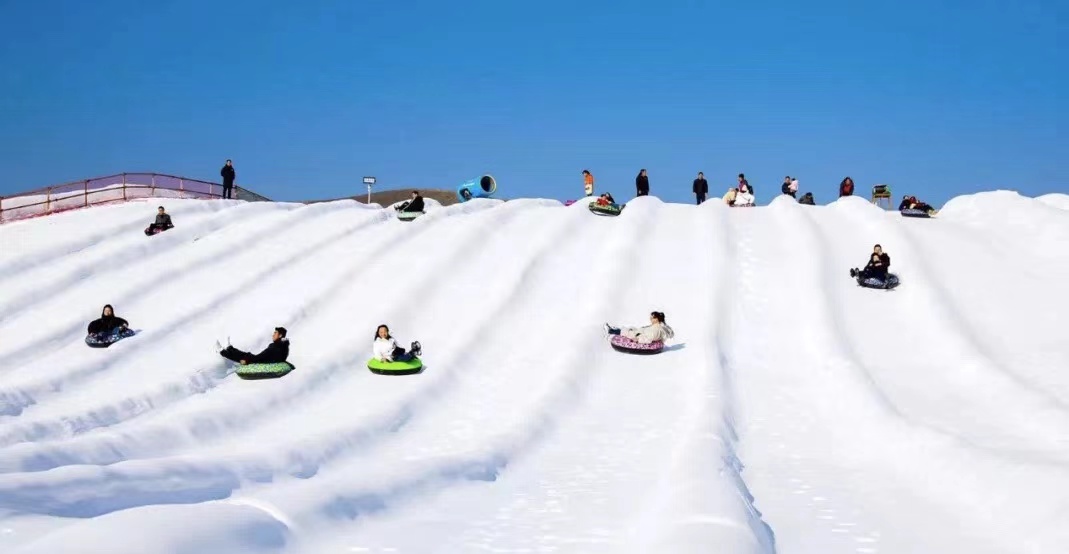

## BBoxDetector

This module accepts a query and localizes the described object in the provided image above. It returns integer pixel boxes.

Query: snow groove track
[2,195,1068,554]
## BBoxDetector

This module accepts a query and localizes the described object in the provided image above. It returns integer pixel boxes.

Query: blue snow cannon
[456,175,497,202]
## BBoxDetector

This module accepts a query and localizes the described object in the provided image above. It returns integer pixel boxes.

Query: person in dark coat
[635,169,650,197]
[899,195,935,213]
[850,244,891,280]
[144,206,174,236]
[839,176,855,197]
[219,327,290,365]
[396,190,425,212]
[693,172,709,204]
[781,176,796,198]
[220,159,236,199]
[87,304,129,338]
[738,173,752,195]
[799,192,815,205]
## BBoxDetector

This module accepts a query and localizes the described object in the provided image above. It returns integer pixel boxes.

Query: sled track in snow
[1,195,1067,554]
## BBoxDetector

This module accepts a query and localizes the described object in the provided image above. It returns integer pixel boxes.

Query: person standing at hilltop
[693,171,709,204]
[220,159,236,199]
[582,170,595,197]
[635,169,650,197]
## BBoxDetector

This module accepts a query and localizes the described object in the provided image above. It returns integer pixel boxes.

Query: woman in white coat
[373,324,422,362]
[605,311,675,344]
[734,183,756,206]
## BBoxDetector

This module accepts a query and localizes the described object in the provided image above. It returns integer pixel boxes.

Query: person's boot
[849,268,858,278]
[411,341,422,357]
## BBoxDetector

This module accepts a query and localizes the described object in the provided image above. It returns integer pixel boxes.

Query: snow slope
[0,193,1067,554]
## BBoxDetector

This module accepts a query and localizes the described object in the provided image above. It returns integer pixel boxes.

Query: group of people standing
[580,170,867,207]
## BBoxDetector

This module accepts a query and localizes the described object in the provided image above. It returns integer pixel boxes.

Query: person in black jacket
[850,244,891,280]
[635,169,650,197]
[781,176,796,198]
[220,159,236,199]
[219,327,290,365]
[144,206,174,236]
[799,192,815,205]
[737,173,752,195]
[87,304,130,338]
[693,172,709,204]
[395,190,425,213]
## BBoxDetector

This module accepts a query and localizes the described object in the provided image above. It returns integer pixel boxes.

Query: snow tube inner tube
[900,209,932,218]
[610,335,664,354]
[368,357,423,375]
[589,203,622,216]
[857,273,900,290]
[397,211,423,222]
[236,361,295,380]
[85,328,136,348]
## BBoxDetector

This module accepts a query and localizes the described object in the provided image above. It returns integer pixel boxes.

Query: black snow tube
[85,328,136,348]
[900,208,932,218]
[857,273,900,290]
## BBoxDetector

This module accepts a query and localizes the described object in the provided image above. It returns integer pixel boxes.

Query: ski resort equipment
[368,357,424,375]
[589,203,623,217]
[397,211,423,222]
[609,335,664,354]
[857,273,900,290]
[901,208,934,218]
[236,361,296,380]
[85,328,136,348]
[456,175,497,202]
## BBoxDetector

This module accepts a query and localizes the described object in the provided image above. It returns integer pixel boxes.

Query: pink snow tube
[610,334,664,354]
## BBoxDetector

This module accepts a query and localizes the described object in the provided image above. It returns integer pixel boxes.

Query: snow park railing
[0,173,271,224]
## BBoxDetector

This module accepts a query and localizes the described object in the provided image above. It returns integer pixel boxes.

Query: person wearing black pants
[635,169,650,197]
[220,159,236,199]
[693,171,709,204]
[219,327,289,365]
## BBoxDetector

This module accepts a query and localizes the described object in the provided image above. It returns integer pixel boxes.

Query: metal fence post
[84,179,89,207]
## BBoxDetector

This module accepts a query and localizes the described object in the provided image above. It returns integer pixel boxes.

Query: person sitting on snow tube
[87,304,130,340]
[605,311,675,344]
[799,192,815,205]
[144,206,174,235]
[395,190,425,213]
[219,327,289,365]
[373,324,422,362]
[899,195,935,213]
[595,192,616,206]
[733,183,755,206]
[850,244,891,281]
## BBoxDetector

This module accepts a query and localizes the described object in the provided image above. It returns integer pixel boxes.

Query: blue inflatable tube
[457,175,497,202]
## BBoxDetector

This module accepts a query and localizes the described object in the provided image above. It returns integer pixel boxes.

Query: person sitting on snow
[605,311,675,344]
[850,244,891,281]
[373,324,422,362]
[396,190,425,213]
[218,327,290,365]
[734,183,756,206]
[799,192,815,205]
[595,192,616,206]
[144,206,174,235]
[87,304,130,339]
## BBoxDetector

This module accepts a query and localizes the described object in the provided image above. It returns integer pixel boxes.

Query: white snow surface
[0,193,1067,553]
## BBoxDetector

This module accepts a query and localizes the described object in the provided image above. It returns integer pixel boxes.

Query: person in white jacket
[605,311,675,344]
[373,324,422,362]
[734,183,755,206]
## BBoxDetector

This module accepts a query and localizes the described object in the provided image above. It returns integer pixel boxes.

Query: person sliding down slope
[373,324,421,362]
[850,244,891,281]
[605,311,675,344]
[595,192,616,206]
[899,195,936,214]
[395,190,425,213]
[144,206,174,235]
[87,304,130,340]
[218,327,289,365]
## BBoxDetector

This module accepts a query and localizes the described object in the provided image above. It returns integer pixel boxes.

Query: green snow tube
[588,202,622,216]
[236,361,295,380]
[397,211,423,222]
[367,357,423,375]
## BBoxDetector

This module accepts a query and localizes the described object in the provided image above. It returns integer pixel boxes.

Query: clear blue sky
[1,0,1065,206]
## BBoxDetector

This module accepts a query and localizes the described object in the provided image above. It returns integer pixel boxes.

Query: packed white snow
[0,191,1067,554]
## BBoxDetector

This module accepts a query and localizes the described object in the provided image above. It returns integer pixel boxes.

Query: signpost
[362,176,376,203]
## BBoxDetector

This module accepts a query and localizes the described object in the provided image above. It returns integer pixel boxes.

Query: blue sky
[1,0,1065,206]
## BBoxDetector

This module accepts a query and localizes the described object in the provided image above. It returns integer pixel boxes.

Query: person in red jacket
[839,177,855,197]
